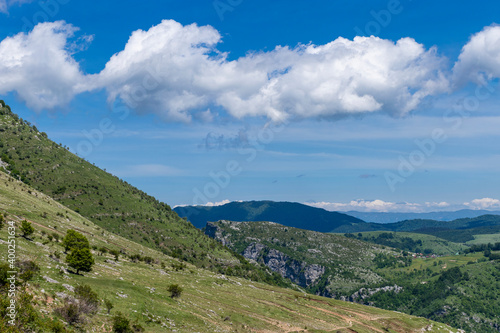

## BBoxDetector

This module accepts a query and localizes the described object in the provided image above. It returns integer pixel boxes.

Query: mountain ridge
[175,200,365,231]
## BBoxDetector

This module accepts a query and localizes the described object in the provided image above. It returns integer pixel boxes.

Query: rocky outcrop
[205,221,232,246]
[243,243,325,288]
[344,284,403,303]
[206,221,326,289]
[243,243,266,261]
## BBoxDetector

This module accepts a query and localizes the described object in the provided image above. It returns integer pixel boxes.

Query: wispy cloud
[359,174,377,179]
[0,0,33,14]
[198,129,250,150]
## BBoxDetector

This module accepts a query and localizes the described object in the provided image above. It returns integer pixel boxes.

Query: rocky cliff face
[204,220,386,297]
[205,221,232,246]
[251,244,325,287]
[206,222,326,289]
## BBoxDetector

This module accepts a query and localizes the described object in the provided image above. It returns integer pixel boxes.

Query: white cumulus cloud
[94,20,449,122]
[453,24,500,85]
[5,20,500,123]
[464,198,500,210]
[0,21,89,110]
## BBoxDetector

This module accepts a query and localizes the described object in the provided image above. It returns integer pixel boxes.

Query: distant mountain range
[174,200,364,232]
[345,209,500,223]
[176,201,500,243]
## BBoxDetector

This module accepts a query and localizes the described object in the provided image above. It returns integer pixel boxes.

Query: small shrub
[47,318,67,332]
[74,284,99,314]
[171,262,186,271]
[16,260,40,283]
[99,247,108,256]
[104,298,114,314]
[0,263,10,286]
[112,312,133,333]
[132,323,145,332]
[143,256,154,264]
[55,300,81,325]
[167,284,183,298]
[109,249,120,261]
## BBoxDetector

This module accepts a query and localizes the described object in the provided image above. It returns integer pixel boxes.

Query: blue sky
[1,0,500,212]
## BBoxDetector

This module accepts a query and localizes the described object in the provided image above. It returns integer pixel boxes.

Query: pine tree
[66,248,94,275]
[62,229,89,253]
[20,220,34,238]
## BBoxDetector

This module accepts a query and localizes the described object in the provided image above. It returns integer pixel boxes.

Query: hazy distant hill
[346,209,500,223]
[333,214,500,242]
[175,200,365,231]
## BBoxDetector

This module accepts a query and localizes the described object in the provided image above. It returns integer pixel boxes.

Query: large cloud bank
[1,20,499,122]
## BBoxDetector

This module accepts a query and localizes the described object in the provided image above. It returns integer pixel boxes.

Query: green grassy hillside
[0,104,286,284]
[0,171,457,332]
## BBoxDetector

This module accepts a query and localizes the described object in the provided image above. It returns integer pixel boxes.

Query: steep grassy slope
[205,221,399,296]
[0,104,284,282]
[175,200,365,231]
[0,172,458,332]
